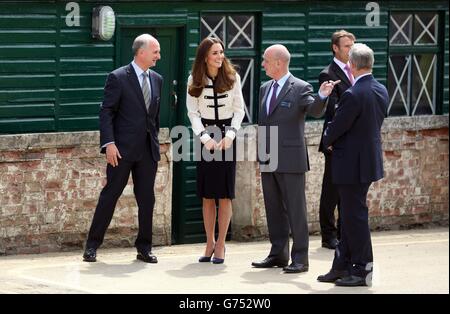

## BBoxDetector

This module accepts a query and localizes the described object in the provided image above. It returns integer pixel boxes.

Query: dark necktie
[268,81,279,115]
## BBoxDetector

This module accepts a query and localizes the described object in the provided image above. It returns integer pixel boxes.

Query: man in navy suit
[317,43,389,286]
[83,34,163,263]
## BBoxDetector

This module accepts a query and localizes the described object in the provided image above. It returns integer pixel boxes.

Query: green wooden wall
[0,2,112,133]
[0,0,448,134]
[445,10,449,114]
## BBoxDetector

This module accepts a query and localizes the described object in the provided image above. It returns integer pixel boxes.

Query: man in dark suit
[83,34,163,263]
[318,43,389,286]
[318,30,356,250]
[251,44,338,273]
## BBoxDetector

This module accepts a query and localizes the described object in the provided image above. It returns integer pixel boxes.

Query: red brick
[4,151,25,160]
[24,151,45,161]
[33,171,47,181]
[45,191,57,202]
[416,213,433,223]
[45,181,62,189]
[411,206,428,214]
[56,147,74,158]
[396,168,404,176]
[72,170,80,178]
[388,131,403,140]
[420,128,449,137]
[24,181,41,192]
[83,200,97,209]
[384,150,401,159]
[371,200,381,208]
[408,159,419,167]
[160,144,169,154]
[66,180,78,189]
[23,204,38,214]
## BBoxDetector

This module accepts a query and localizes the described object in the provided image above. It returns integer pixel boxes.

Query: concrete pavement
[0,228,448,294]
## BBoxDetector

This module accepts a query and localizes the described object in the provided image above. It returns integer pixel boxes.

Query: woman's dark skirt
[196,118,236,200]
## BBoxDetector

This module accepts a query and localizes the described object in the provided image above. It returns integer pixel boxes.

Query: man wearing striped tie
[83,34,163,264]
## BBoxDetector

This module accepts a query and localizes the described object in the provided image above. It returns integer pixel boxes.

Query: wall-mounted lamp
[92,6,115,40]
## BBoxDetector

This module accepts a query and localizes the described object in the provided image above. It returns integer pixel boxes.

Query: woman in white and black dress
[186,37,245,264]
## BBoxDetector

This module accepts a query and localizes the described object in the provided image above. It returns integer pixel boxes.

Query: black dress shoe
[83,248,97,262]
[321,238,339,250]
[283,262,309,273]
[317,269,349,282]
[251,257,288,268]
[136,251,158,263]
[335,275,371,287]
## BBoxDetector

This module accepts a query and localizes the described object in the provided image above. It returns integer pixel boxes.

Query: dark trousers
[261,172,309,265]
[86,140,157,253]
[319,153,341,242]
[332,183,373,277]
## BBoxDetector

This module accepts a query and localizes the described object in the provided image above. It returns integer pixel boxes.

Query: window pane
[411,54,436,115]
[227,15,254,49]
[201,14,257,122]
[230,58,254,123]
[388,55,410,116]
[201,15,225,43]
[414,13,438,45]
[390,13,412,45]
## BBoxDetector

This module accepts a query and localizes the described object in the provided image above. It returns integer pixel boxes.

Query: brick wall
[0,130,172,255]
[1,115,448,255]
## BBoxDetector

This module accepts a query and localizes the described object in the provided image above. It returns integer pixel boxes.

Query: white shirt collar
[132,60,148,78]
[354,72,372,84]
[333,57,349,72]
[274,72,291,90]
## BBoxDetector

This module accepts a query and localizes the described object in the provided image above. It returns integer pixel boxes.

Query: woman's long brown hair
[188,37,237,97]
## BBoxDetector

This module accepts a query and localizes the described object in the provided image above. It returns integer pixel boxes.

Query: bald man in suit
[83,34,162,264]
[252,45,339,273]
